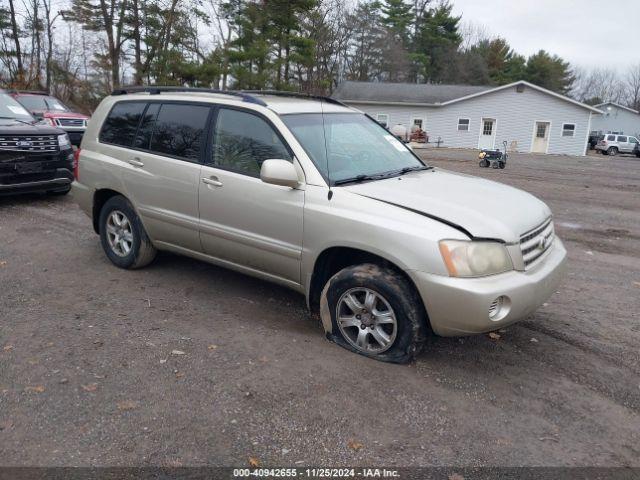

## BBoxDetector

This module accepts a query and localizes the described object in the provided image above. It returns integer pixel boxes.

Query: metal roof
[332,81,491,105]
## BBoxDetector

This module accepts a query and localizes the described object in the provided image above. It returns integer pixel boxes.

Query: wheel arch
[307,246,422,314]
[92,188,124,234]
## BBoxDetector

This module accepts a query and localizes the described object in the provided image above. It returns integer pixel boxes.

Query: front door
[617,135,631,153]
[478,118,496,149]
[198,107,304,284]
[532,121,550,153]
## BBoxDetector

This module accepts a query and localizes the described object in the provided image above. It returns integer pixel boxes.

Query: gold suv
[72,87,566,363]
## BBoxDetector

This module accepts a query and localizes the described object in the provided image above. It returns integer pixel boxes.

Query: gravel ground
[0,149,639,468]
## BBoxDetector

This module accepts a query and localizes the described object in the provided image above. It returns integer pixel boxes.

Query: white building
[332,80,602,156]
[590,102,640,138]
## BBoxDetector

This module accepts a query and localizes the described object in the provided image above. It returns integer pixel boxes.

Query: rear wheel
[499,161,506,169]
[99,195,156,269]
[607,147,618,156]
[320,263,429,363]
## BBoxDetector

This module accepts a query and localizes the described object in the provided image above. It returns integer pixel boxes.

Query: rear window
[100,102,146,147]
[148,103,210,161]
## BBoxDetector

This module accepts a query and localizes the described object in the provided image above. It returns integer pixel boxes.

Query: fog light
[489,295,510,321]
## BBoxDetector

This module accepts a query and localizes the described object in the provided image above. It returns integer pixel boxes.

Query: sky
[450,0,639,71]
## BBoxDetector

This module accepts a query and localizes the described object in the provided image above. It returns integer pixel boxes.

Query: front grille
[0,135,58,153]
[57,118,85,127]
[520,218,554,268]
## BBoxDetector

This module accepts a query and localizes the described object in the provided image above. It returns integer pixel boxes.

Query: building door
[478,118,496,149]
[532,121,551,153]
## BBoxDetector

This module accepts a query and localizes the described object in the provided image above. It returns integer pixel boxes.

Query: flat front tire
[320,263,429,363]
[99,195,156,269]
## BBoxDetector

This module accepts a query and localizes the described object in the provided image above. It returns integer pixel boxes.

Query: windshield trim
[281,111,428,187]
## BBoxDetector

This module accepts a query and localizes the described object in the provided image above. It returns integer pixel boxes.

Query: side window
[630,137,639,144]
[133,103,160,150]
[562,123,576,137]
[211,108,291,177]
[457,118,470,131]
[149,103,210,161]
[617,136,627,142]
[99,102,146,147]
[607,135,616,141]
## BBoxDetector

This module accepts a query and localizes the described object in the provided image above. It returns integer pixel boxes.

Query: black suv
[0,91,74,195]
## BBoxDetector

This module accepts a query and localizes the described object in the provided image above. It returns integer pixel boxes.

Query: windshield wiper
[0,116,35,126]
[333,173,390,186]
[333,165,433,186]
[397,165,433,174]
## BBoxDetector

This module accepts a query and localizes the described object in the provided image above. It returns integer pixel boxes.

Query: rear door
[197,106,304,284]
[118,101,212,252]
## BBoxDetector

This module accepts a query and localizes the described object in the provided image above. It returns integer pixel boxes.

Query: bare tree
[625,63,640,111]
[572,67,625,105]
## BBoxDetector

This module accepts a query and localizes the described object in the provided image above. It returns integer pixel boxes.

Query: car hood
[341,168,551,243]
[36,110,89,119]
[0,121,64,135]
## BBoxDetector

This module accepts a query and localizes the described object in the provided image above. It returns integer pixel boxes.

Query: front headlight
[439,240,513,277]
[57,134,71,148]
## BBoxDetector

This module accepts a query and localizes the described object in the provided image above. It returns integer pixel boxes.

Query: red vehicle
[10,91,88,147]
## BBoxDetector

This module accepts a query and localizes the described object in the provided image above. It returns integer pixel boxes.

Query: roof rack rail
[110,86,267,107]
[240,90,348,107]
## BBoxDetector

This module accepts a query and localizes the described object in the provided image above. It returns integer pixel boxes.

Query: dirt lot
[1,149,639,468]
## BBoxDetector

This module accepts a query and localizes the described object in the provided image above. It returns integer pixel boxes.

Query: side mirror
[260,159,299,188]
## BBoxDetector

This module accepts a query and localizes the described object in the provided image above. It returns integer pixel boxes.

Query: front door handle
[128,158,144,167]
[202,177,223,187]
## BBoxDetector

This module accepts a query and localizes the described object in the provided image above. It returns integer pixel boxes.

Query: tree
[346,1,386,82]
[63,0,129,89]
[381,0,413,45]
[571,67,624,104]
[411,1,461,82]
[524,50,574,94]
[625,63,640,111]
[469,37,524,85]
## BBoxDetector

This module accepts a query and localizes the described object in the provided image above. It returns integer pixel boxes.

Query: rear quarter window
[99,102,147,147]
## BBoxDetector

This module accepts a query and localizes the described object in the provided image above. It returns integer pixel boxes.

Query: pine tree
[524,50,574,94]
[381,0,413,45]
[411,1,461,82]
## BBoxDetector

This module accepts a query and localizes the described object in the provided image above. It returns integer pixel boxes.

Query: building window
[411,118,424,130]
[457,118,470,131]
[376,114,389,128]
[536,124,546,138]
[562,123,576,137]
[483,120,493,136]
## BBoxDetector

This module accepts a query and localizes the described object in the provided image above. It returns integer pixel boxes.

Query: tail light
[73,148,81,180]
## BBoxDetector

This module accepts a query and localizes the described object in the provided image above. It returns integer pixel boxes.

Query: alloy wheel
[106,210,133,257]
[336,287,398,354]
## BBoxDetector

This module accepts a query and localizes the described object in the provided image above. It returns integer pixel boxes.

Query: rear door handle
[128,158,144,167]
[202,177,223,187]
